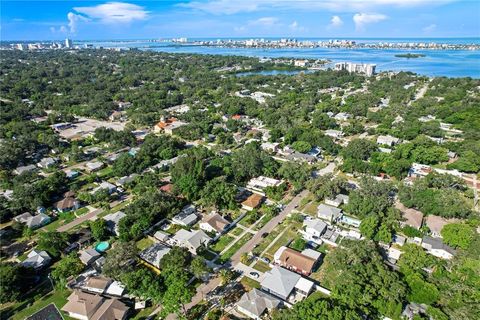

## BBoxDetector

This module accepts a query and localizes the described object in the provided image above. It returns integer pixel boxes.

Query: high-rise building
[65,38,73,48]
[334,62,376,76]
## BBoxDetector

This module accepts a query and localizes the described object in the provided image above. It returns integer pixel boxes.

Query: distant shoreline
[395,53,427,58]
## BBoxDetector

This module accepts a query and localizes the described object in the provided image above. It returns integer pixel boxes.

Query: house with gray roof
[14,164,37,175]
[22,249,51,270]
[260,266,314,301]
[102,211,126,236]
[15,213,51,229]
[317,204,342,223]
[172,229,211,254]
[139,243,171,269]
[37,157,57,169]
[421,236,456,260]
[172,205,198,226]
[236,288,281,320]
[302,218,327,243]
[79,248,101,265]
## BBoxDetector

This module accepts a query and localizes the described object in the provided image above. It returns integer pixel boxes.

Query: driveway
[157,190,309,319]
[56,207,103,232]
[230,189,309,265]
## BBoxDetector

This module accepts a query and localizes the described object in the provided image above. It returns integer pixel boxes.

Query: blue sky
[1,1,479,40]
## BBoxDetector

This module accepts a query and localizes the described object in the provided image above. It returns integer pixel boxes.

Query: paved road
[156,190,309,319]
[56,197,128,232]
[230,189,309,265]
[57,207,103,232]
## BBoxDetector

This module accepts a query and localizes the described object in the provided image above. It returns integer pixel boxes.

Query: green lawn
[198,249,217,261]
[252,261,271,273]
[219,233,252,263]
[136,237,154,250]
[96,166,113,178]
[229,226,244,237]
[264,222,301,260]
[211,235,235,253]
[252,224,287,256]
[42,210,81,232]
[4,286,72,320]
[252,214,273,231]
[240,276,261,290]
[131,305,157,320]
[303,201,320,217]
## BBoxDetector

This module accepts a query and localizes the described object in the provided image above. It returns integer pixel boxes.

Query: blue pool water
[95,241,109,252]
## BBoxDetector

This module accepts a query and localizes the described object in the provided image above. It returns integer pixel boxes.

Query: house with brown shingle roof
[241,194,265,211]
[200,212,231,234]
[62,289,129,320]
[55,196,80,213]
[273,246,317,276]
[396,202,424,230]
[425,215,459,238]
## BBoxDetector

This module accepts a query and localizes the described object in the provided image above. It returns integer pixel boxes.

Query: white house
[246,176,284,195]
[421,236,456,260]
[324,129,344,139]
[102,211,126,236]
[302,218,327,243]
[172,205,198,226]
[260,266,314,301]
[21,250,51,270]
[317,204,342,223]
[377,135,399,147]
[172,229,211,254]
[199,212,230,235]
[236,288,281,320]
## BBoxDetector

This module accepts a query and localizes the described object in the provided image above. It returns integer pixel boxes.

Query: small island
[395,53,426,58]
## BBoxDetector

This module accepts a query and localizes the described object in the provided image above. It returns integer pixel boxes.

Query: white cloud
[50,25,69,34]
[289,21,306,32]
[329,15,343,28]
[73,2,149,24]
[423,23,437,33]
[181,0,456,15]
[67,12,89,33]
[353,12,387,31]
[250,17,279,27]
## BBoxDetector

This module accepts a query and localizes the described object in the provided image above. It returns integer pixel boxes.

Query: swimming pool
[95,241,109,252]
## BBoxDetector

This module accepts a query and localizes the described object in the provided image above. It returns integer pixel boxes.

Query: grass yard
[131,305,157,320]
[3,285,72,320]
[211,235,235,253]
[240,276,261,290]
[96,166,113,178]
[264,222,301,260]
[42,208,88,232]
[252,261,271,273]
[252,225,286,256]
[229,226,244,237]
[252,214,273,231]
[136,237,155,250]
[303,201,320,217]
[219,233,253,263]
[198,249,217,261]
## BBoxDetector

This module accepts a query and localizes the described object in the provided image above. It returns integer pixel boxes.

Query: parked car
[249,272,260,279]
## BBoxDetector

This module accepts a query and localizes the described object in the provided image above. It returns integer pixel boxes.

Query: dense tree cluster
[399,172,472,218]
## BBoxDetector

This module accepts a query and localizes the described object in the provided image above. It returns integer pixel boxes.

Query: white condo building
[335,62,376,76]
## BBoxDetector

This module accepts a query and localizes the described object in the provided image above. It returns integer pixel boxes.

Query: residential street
[155,189,309,319]
[230,189,309,265]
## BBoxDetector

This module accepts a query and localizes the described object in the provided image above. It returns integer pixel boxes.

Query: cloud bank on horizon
[1,0,479,40]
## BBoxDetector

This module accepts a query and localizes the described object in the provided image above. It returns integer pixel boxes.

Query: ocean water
[79,39,480,78]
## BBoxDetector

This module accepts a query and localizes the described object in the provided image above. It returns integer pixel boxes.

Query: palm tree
[219,268,234,285]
